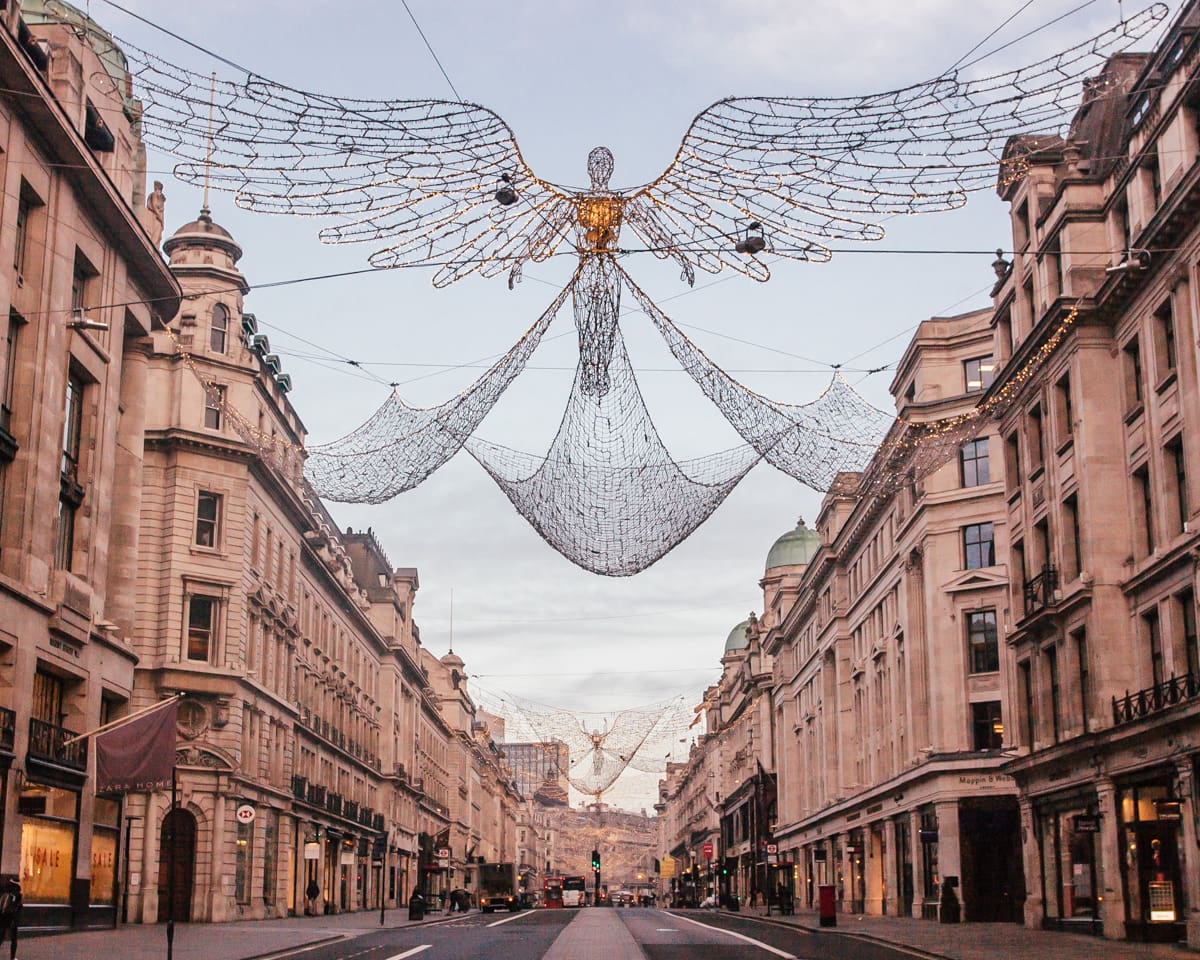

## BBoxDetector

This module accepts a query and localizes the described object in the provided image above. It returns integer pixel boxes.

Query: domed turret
[765,518,820,573]
[724,618,752,654]
[164,208,243,263]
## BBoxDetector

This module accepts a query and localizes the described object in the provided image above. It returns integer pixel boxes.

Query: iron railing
[28,717,87,770]
[1023,565,1059,617]
[1113,673,1200,725]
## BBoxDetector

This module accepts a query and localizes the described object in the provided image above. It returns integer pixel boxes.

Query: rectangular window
[1028,404,1044,473]
[1019,660,1035,749]
[31,670,65,725]
[1075,627,1090,733]
[963,522,995,569]
[1,311,19,433]
[1005,432,1021,495]
[971,701,1003,751]
[61,374,84,482]
[13,181,42,277]
[964,356,996,392]
[1046,644,1060,743]
[1147,608,1164,687]
[70,252,97,324]
[204,384,224,430]
[1167,437,1188,535]
[187,595,217,662]
[960,438,990,487]
[55,374,86,570]
[966,609,999,673]
[1124,337,1144,410]
[1181,590,1198,681]
[195,491,221,548]
[1155,297,1177,378]
[210,304,229,354]
[1134,465,1155,556]
[1054,372,1073,443]
[1062,494,1082,582]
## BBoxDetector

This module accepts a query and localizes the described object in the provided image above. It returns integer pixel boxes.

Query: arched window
[210,303,229,353]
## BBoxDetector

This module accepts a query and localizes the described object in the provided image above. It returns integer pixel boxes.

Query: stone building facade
[0,1,179,932]
[767,308,1020,923]
[992,0,1200,944]
[660,308,1022,922]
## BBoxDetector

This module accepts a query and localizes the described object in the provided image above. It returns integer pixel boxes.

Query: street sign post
[702,841,714,860]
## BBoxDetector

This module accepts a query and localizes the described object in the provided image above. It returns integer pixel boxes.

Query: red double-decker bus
[543,876,564,908]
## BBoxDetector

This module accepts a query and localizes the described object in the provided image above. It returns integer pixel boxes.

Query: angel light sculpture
[68,2,1166,572]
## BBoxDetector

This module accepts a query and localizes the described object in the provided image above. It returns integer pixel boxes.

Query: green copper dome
[724,618,752,654]
[765,518,820,573]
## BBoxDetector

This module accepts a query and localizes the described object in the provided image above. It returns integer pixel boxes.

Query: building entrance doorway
[156,807,196,922]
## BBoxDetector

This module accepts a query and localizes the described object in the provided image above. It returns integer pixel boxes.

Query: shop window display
[91,797,120,904]
[1036,804,1098,924]
[18,783,78,904]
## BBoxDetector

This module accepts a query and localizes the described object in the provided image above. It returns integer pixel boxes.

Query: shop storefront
[18,779,79,929]
[1034,790,1101,934]
[1117,776,1186,943]
[89,797,120,925]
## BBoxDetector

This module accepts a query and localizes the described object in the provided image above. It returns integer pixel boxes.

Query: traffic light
[591,849,601,870]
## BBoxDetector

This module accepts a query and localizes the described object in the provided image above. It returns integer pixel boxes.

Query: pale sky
[98,0,1172,808]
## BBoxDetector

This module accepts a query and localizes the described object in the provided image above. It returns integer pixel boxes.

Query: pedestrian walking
[305,878,320,916]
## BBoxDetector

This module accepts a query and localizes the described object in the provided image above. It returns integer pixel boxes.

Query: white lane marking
[487,909,535,927]
[655,928,679,932]
[671,912,798,959]
[382,947,431,960]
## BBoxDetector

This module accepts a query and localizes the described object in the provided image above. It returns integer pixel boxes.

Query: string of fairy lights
[52,0,1167,573]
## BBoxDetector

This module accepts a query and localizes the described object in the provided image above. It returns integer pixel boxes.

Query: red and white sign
[702,841,714,860]
[235,804,256,824]
[766,843,777,854]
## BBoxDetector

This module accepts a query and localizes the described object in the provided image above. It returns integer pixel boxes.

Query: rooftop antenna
[201,72,216,216]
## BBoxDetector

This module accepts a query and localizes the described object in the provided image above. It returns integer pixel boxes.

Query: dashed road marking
[382,947,431,960]
[672,912,798,958]
[487,910,535,927]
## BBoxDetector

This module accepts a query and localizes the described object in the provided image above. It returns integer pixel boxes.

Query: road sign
[235,804,256,824]
[702,841,714,860]
[766,843,777,854]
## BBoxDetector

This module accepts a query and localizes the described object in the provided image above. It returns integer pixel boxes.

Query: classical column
[839,832,853,911]
[904,550,931,751]
[910,809,926,918]
[934,801,962,916]
[883,818,899,917]
[1095,776,1124,938]
[105,337,151,639]
[1018,797,1042,929]
[210,788,227,921]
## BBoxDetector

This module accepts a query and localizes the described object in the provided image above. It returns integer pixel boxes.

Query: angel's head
[587,146,614,190]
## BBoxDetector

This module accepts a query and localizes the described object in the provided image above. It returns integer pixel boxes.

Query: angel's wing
[117,40,574,286]
[628,4,1167,282]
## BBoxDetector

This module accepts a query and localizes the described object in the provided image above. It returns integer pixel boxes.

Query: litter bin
[408,891,426,922]
[817,884,836,927]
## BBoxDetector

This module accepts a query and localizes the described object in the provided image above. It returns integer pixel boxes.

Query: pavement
[10,906,466,960]
[710,903,1196,960]
[9,903,1199,960]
